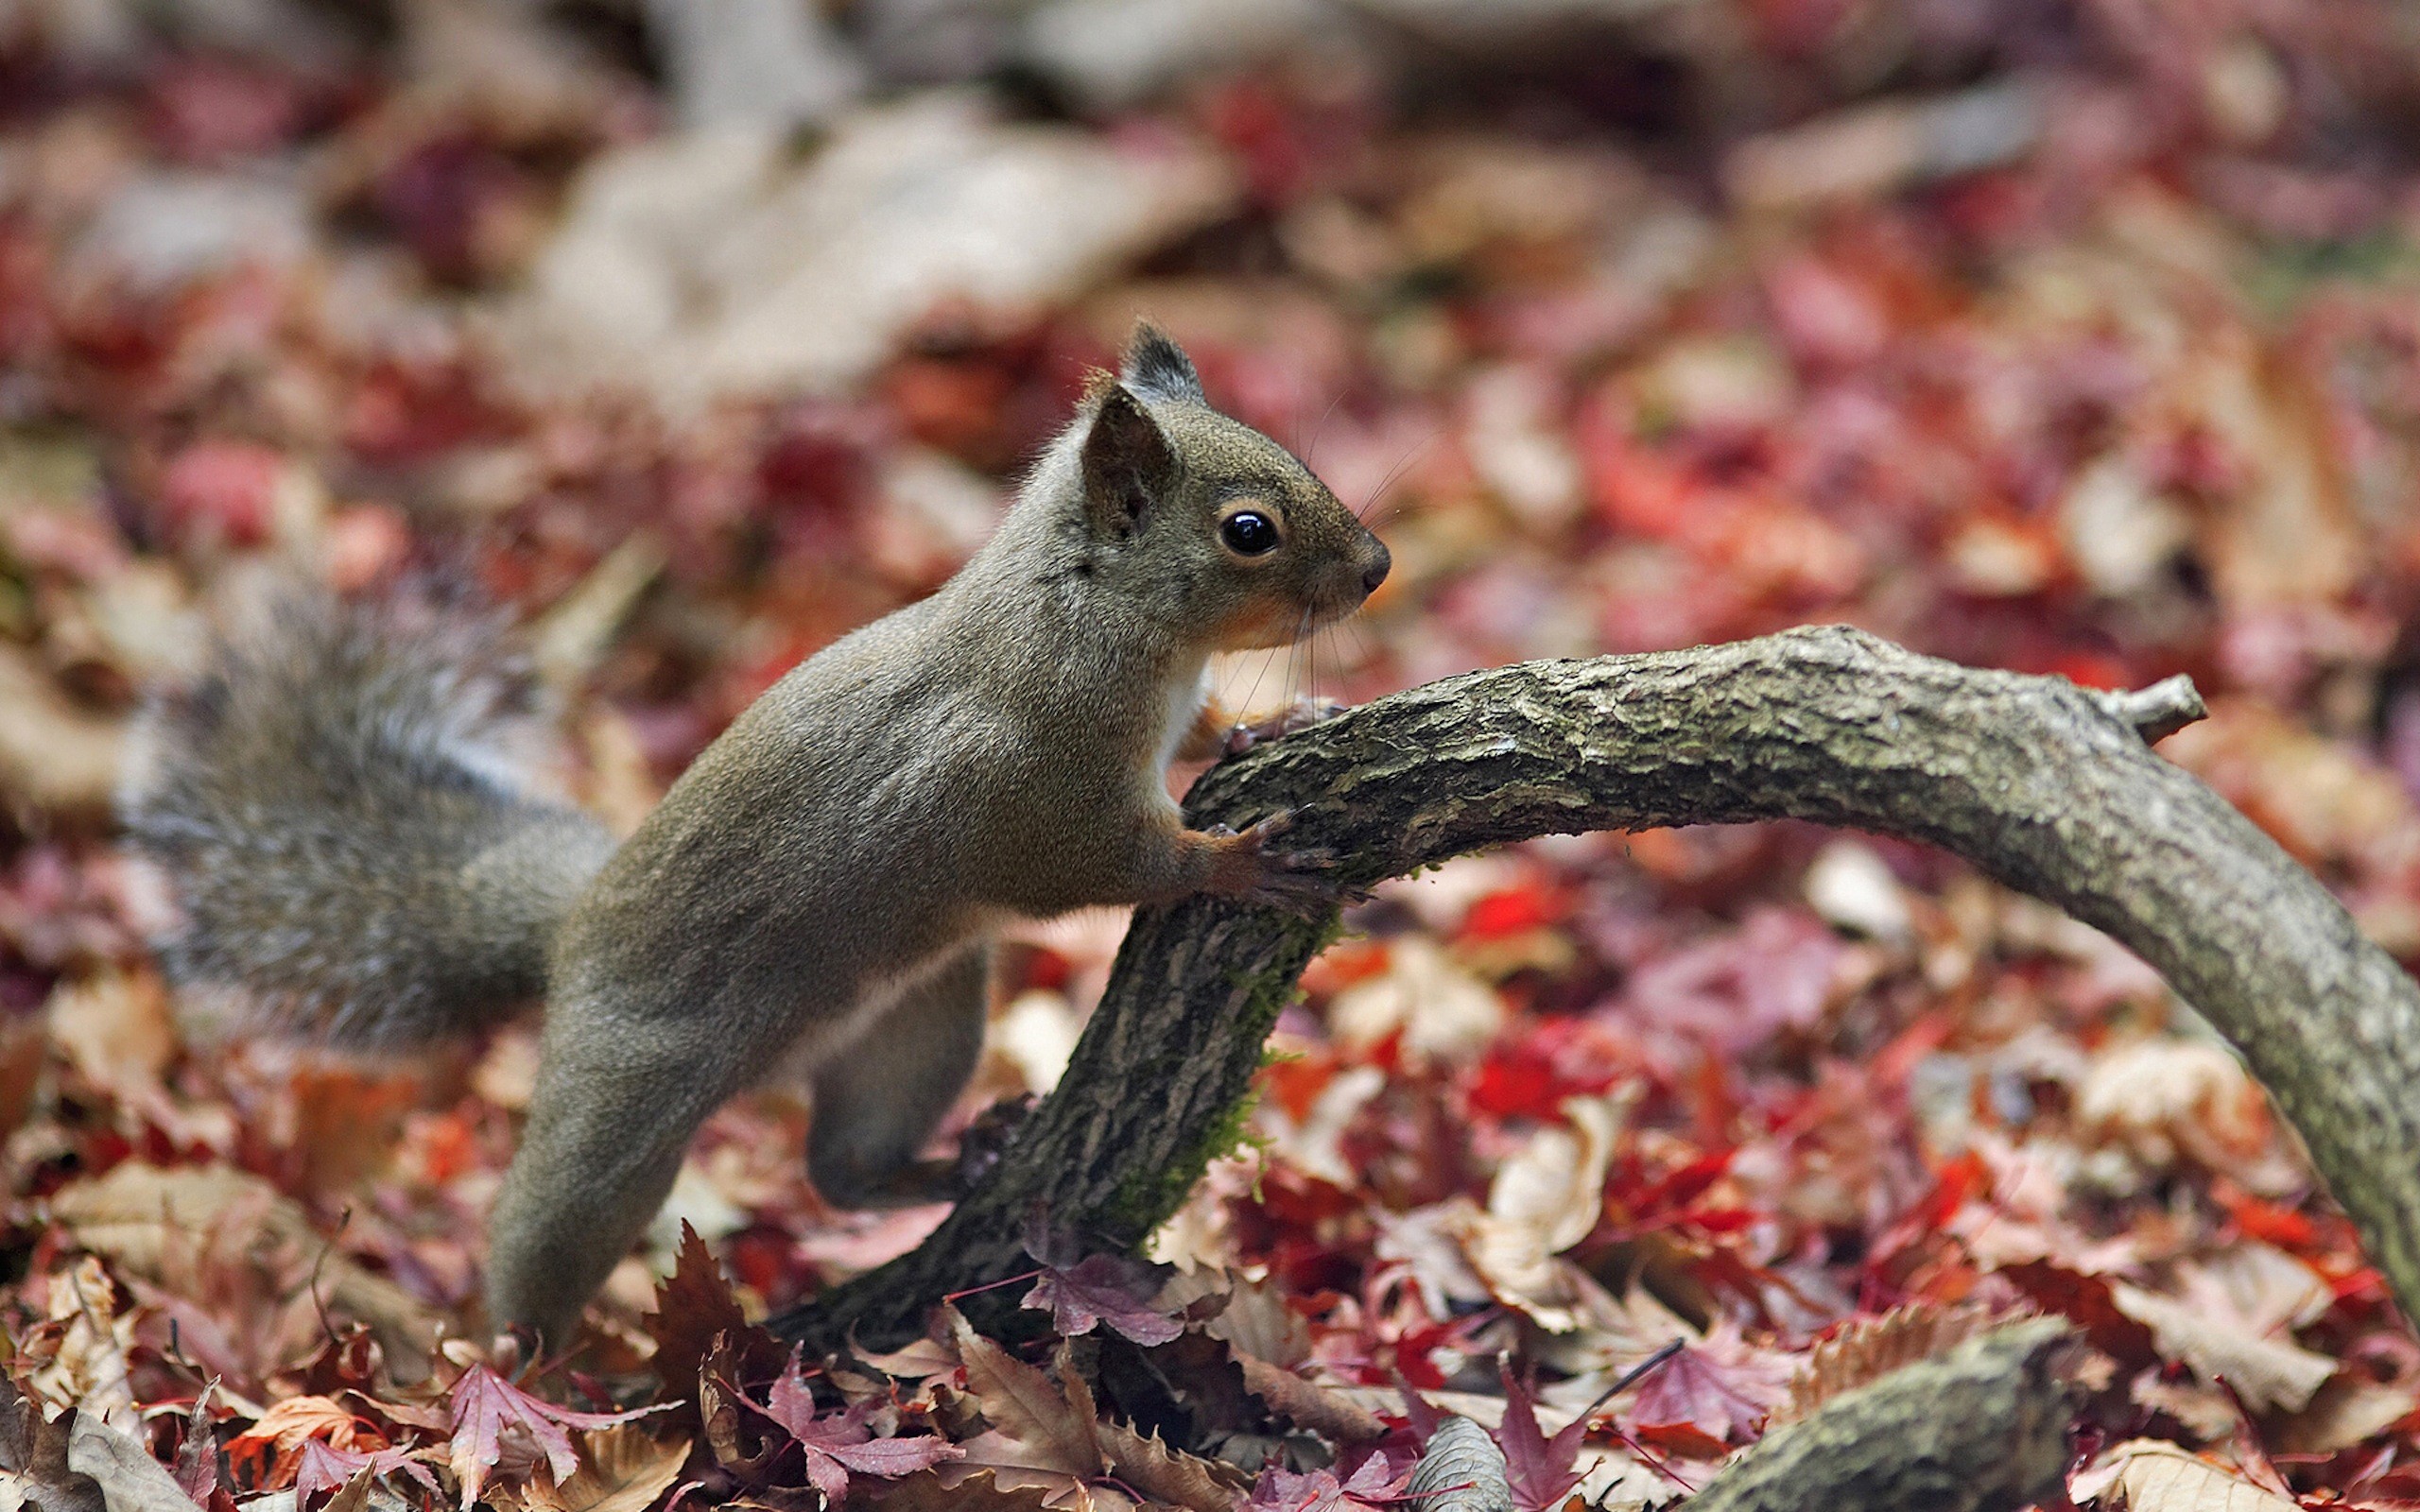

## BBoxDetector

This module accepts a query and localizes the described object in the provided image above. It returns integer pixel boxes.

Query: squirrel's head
[1069,324,1391,651]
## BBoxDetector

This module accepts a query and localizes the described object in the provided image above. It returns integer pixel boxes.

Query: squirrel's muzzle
[1360,541,1392,596]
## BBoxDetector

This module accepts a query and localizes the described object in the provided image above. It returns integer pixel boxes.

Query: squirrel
[120,325,1392,1349]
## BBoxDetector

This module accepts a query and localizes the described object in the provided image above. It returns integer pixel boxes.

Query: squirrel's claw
[1206,809,1357,914]
[1224,696,1350,755]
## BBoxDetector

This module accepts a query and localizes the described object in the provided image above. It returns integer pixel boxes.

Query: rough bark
[1685,1318,2084,1512]
[771,625,2420,1349]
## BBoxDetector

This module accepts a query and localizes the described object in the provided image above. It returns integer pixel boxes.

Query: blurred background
[9,0,2420,1485]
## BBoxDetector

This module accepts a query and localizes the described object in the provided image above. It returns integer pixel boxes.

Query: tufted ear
[1080,383,1175,539]
[1119,322,1205,404]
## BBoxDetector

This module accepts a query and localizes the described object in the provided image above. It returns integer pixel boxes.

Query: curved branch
[772,626,2420,1348]
[1686,1318,2084,1512]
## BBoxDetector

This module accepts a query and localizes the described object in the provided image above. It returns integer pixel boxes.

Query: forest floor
[9,2,2420,1507]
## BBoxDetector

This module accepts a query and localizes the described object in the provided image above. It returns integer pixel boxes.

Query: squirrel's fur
[120,585,616,1049]
[121,326,1390,1347]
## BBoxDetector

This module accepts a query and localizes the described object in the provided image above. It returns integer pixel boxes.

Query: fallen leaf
[26,1257,137,1418]
[757,1349,961,1504]
[226,1395,384,1490]
[1454,1093,1630,1332]
[48,1160,441,1366]
[643,1223,783,1400]
[1404,1416,1512,1512]
[1235,1356,1385,1445]
[447,1366,662,1509]
[0,644,123,813]
[875,1466,1064,1510]
[492,1424,687,1512]
[1245,1455,1413,1512]
[2073,1438,2297,1511]
[64,1412,193,1512]
[1020,1220,1181,1347]
[1495,1363,1589,1512]
[45,970,174,1091]
[2110,1282,2336,1414]
[1095,1418,1248,1512]
[945,1308,1103,1482]
[1623,1324,1791,1445]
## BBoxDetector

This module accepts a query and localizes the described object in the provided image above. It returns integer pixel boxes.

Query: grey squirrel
[120,326,1391,1349]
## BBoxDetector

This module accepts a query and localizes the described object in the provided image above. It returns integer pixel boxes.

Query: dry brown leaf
[875,1467,1068,1510]
[26,1256,137,1416]
[944,1309,1103,1481]
[0,644,122,813]
[2074,1037,2292,1189]
[47,1160,440,1369]
[1188,1270,1312,1366]
[2272,1372,2420,1455]
[2109,1282,2335,1413]
[510,1424,690,1512]
[322,1470,373,1512]
[1095,1418,1248,1512]
[1775,1300,2009,1425]
[46,970,175,1092]
[2075,1438,2297,1511]
[1235,1356,1385,1444]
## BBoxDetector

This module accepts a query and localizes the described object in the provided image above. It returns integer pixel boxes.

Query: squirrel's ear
[1080,383,1175,539]
[1119,322,1205,404]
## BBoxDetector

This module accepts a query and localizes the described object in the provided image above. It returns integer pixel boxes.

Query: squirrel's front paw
[1203,810,1355,914]
[1224,696,1349,755]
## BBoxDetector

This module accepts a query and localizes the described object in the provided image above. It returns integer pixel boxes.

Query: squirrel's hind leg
[806,944,989,1210]
[484,1014,752,1350]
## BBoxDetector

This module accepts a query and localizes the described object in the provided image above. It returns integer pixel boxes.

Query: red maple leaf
[1019,1214,1183,1345]
[1495,1363,1590,1512]
[294,1437,440,1503]
[446,1366,661,1508]
[757,1349,962,1504]
[1623,1339,1780,1444]
[1245,1455,1417,1511]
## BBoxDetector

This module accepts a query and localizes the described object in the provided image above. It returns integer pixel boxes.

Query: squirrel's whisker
[1357,428,1440,524]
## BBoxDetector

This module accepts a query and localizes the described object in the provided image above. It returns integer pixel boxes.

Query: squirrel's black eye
[1221,510,1279,556]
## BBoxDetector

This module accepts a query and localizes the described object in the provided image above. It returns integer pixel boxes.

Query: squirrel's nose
[1360,542,1392,596]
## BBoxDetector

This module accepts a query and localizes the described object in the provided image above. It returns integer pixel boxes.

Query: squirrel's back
[119,584,617,1050]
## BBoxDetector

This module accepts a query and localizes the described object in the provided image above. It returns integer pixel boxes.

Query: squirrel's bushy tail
[119,585,618,1051]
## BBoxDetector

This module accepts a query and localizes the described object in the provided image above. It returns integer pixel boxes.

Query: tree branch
[771,626,2420,1349]
[1685,1318,2084,1512]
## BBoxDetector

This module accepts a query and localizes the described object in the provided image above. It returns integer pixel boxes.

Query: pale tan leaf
[0,644,122,813]
[45,971,174,1093]
[322,1471,373,1512]
[2110,1282,2335,1413]
[1328,937,1506,1069]
[2077,1439,2297,1512]
[48,1160,440,1369]
[2273,1373,2420,1455]
[520,1425,690,1512]
[28,1257,136,1416]
[1452,1093,1632,1332]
